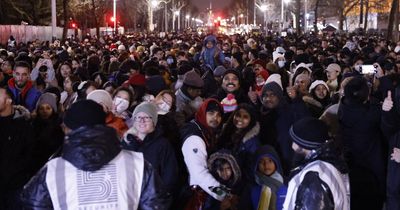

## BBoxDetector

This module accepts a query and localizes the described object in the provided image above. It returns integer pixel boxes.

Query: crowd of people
[0,31,400,209]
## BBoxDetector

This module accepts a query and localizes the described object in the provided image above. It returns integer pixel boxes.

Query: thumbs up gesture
[248,86,258,104]
[382,90,393,112]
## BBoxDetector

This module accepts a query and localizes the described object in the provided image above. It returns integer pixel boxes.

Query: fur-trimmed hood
[242,122,260,143]
[208,150,241,186]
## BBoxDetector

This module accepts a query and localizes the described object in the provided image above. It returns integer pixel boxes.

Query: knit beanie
[213,65,227,77]
[183,70,204,88]
[231,52,243,65]
[265,74,283,91]
[132,102,158,126]
[87,90,113,111]
[309,80,329,93]
[36,93,58,112]
[262,81,283,99]
[223,69,241,81]
[289,117,330,150]
[64,100,106,130]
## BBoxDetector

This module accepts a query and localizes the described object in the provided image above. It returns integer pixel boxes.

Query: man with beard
[283,117,350,210]
[181,99,235,207]
[7,61,41,112]
[216,69,251,115]
[259,80,310,175]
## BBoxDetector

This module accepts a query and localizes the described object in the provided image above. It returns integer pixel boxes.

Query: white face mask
[278,60,286,68]
[158,102,171,114]
[256,77,265,86]
[113,97,129,113]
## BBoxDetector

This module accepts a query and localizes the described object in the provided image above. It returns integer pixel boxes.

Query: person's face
[1,61,12,73]
[0,89,11,113]
[206,41,214,49]
[155,93,173,108]
[187,87,202,99]
[115,90,130,102]
[94,75,103,86]
[134,112,155,135]
[314,84,328,99]
[258,156,276,176]
[72,60,80,69]
[60,64,72,78]
[206,110,222,128]
[295,77,310,94]
[253,64,264,74]
[13,66,30,88]
[159,60,168,68]
[326,70,339,81]
[262,90,280,109]
[63,77,73,92]
[222,44,230,52]
[217,163,233,181]
[37,104,53,120]
[222,73,240,93]
[233,109,251,129]
[321,41,328,49]
[155,51,164,60]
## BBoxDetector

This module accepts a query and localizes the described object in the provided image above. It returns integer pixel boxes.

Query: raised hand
[382,90,393,112]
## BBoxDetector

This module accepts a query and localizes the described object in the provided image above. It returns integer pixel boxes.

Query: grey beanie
[132,102,158,126]
[36,93,58,112]
[213,65,227,77]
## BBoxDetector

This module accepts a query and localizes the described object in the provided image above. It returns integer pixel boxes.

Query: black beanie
[206,100,223,113]
[344,76,369,104]
[223,69,241,81]
[289,117,330,150]
[262,82,283,100]
[64,100,106,130]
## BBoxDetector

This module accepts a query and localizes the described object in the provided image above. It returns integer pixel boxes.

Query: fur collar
[242,122,260,143]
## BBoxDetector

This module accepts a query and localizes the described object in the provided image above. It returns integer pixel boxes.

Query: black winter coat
[381,107,400,210]
[21,125,169,210]
[338,98,386,210]
[122,125,179,195]
[0,110,35,209]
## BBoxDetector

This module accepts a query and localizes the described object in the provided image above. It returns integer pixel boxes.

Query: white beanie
[265,74,283,90]
[129,45,136,53]
[273,51,285,63]
[87,90,113,111]
[309,80,330,93]
[275,46,286,54]
[118,44,126,51]
[294,63,312,74]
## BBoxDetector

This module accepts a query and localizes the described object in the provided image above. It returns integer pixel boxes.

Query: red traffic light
[110,17,116,22]
[71,23,77,28]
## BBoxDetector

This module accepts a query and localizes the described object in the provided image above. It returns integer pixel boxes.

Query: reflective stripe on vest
[46,150,144,210]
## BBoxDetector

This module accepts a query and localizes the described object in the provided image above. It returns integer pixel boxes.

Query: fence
[0,25,81,45]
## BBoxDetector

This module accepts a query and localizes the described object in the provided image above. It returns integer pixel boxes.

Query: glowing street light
[260,4,268,12]
[151,0,159,8]
[174,11,180,16]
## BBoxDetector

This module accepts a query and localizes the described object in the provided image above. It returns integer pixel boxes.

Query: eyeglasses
[134,116,152,122]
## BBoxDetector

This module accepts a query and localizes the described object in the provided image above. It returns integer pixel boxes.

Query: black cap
[64,100,106,130]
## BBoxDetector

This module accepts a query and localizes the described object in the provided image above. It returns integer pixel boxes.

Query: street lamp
[239,13,244,25]
[258,3,268,33]
[151,0,159,7]
[113,0,117,34]
[185,15,190,28]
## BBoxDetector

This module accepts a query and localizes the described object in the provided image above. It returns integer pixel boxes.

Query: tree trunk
[338,5,345,31]
[363,0,369,31]
[387,0,399,40]
[62,0,69,40]
[91,0,100,38]
[295,0,301,34]
[314,0,319,32]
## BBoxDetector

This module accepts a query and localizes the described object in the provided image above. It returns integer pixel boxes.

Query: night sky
[191,0,233,12]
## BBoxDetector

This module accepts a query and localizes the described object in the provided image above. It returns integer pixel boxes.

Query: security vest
[46,150,144,210]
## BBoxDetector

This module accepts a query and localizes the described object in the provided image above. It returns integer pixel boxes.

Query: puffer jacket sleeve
[139,160,171,210]
[294,171,334,210]
[20,166,53,210]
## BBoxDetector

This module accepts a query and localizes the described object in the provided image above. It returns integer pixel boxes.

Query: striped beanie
[289,117,330,150]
